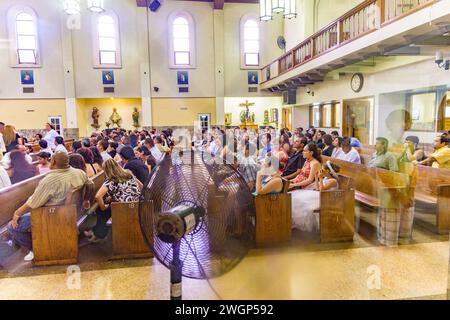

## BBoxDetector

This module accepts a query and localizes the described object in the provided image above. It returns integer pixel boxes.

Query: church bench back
[0,173,48,229]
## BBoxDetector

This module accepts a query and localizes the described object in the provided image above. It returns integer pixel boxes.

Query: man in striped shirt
[8,152,93,262]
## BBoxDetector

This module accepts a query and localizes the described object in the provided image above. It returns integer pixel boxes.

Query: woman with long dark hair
[288,142,321,190]
[9,150,38,184]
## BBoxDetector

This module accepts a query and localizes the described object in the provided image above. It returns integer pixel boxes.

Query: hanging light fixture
[272,0,285,14]
[63,0,81,15]
[284,0,297,19]
[87,0,105,13]
[260,0,273,21]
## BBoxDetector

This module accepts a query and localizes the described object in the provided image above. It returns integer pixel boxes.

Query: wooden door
[343,99,371,145]
[282,108,292,130]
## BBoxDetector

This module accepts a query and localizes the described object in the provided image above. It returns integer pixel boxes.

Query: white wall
[0,0,65,99]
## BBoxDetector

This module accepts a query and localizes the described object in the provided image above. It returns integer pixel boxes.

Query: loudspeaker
[149,0,161,12]
[282,89,296,105]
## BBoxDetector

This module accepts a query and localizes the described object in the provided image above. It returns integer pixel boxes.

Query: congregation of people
[1,118,450,261]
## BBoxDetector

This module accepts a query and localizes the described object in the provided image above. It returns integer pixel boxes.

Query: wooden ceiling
[136,0,259,10]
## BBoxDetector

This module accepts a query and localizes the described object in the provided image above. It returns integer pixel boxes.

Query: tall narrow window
[168,11,196,68]
[240,14,260,68]
[7,6,40,67]
[92,11,121,68]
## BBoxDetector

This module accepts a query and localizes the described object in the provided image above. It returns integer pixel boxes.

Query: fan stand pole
[170,242,182,300]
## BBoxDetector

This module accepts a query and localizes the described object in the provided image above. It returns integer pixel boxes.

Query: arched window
[7,6,40,67]
[168,11,196,68]
[240,14,260,68]
[92,11,121,68]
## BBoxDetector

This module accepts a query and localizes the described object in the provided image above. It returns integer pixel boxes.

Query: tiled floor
[0,205,448,300]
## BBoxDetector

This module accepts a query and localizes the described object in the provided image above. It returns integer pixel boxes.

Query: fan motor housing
[156,205,205,243]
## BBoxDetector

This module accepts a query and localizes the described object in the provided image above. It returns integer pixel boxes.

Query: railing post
[337,19,342,45]
[378,0,385,26]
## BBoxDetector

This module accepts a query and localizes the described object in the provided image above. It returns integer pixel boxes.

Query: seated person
[54,136,68,154]
[399,135,425,162]
[71,140,82,153]
[351,137,363,151]
[291,161,340,232]
[39,140,53,156]
[368,137,399,171]
[84,159,142,242]
[238,143,258,191]
[331,137,344,159]
[0,165,11,189]
[9,150,38,184]
[154,136,171,153]
[417,134,450,169]
[281,137,307,180]
[8,152,93,261]
[288,143,322,190]
[69,153,91,177]
[321,134,334,157]
[135,146,151,163]
[146,154,157,172]
[77,147,101,177]
[144,138,163,163]
[37,152,52,175]
[119,146,149,185]
[1,145,33,169]
[276,141,291,173]
[255,154,283,195]
[97,140,112,162]
[336,137,361,164]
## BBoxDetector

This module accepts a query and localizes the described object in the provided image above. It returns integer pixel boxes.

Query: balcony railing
[261,0,437,84]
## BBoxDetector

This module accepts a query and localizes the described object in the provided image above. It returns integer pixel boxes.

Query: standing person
[3,125,22,153]
[37,152,52,175]
[84,159,142,242]
[8,150,38,184]
[7,152,93,261]
[43,123,59,151]
[54,136,68,154]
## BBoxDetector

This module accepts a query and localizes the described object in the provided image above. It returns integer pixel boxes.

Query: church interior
[0,0,449,300]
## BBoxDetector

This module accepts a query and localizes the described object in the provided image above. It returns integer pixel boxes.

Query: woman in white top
[43,123,59,151]
[291,161,340,232]
[54,136,68,154]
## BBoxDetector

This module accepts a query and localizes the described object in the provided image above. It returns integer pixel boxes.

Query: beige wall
[0,99,67,130]
[151,98,216,127]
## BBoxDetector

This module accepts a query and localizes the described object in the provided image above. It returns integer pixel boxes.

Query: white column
[137,7,152,128]
[213,10,225,126]
[60,12,78,130]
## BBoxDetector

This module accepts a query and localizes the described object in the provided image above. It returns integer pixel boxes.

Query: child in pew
[37,152,51,175]
[291,161,340,232]
[84,159,142,243]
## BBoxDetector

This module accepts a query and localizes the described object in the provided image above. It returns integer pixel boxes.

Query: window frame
[240,13,260,70]
[405,91,438,132]
[92,10,122,69]
[168,11,196,69]
[7,5,41,68]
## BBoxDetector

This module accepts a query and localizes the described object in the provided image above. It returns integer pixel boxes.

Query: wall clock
[351,73,364,93]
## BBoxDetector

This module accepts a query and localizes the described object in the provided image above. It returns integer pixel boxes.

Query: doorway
[198,114,211,131]
[282,107,292,130]
[342,97,373,145]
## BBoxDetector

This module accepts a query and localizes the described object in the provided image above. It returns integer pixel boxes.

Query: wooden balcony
[261,0,439,87]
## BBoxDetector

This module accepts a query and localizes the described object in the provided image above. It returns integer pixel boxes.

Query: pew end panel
[437,184,450,235]
[111,202,153,260]
[255,179,292,247]
[320,175,356,243]
[31,205,78,266]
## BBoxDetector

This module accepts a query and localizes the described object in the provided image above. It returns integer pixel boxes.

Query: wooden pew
[0,173,48,232]
[413,165,450,234]
[319,175,355,243]
[111,202,153,259]
[323,156,414,244]
[255,179,291,246]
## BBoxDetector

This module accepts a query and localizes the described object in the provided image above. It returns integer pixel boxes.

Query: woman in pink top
[288,143,321,191]
[37,152,51,174]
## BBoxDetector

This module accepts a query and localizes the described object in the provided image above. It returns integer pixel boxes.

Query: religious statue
[132,108,140,128]
[110,108,122,128]
[264,110,270,125]
[239,100,255,125]
[91,107,100,129]
[251,112,255,124]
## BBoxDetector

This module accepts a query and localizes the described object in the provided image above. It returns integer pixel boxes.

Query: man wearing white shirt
[43,123,59,151]
[144,138,162,163]
[336,137,361,164]
[1,145,33,169]
[0,165,11,189]
[97,140,112,162]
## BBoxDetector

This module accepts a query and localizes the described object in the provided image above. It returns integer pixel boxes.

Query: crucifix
[239,99,255,124]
